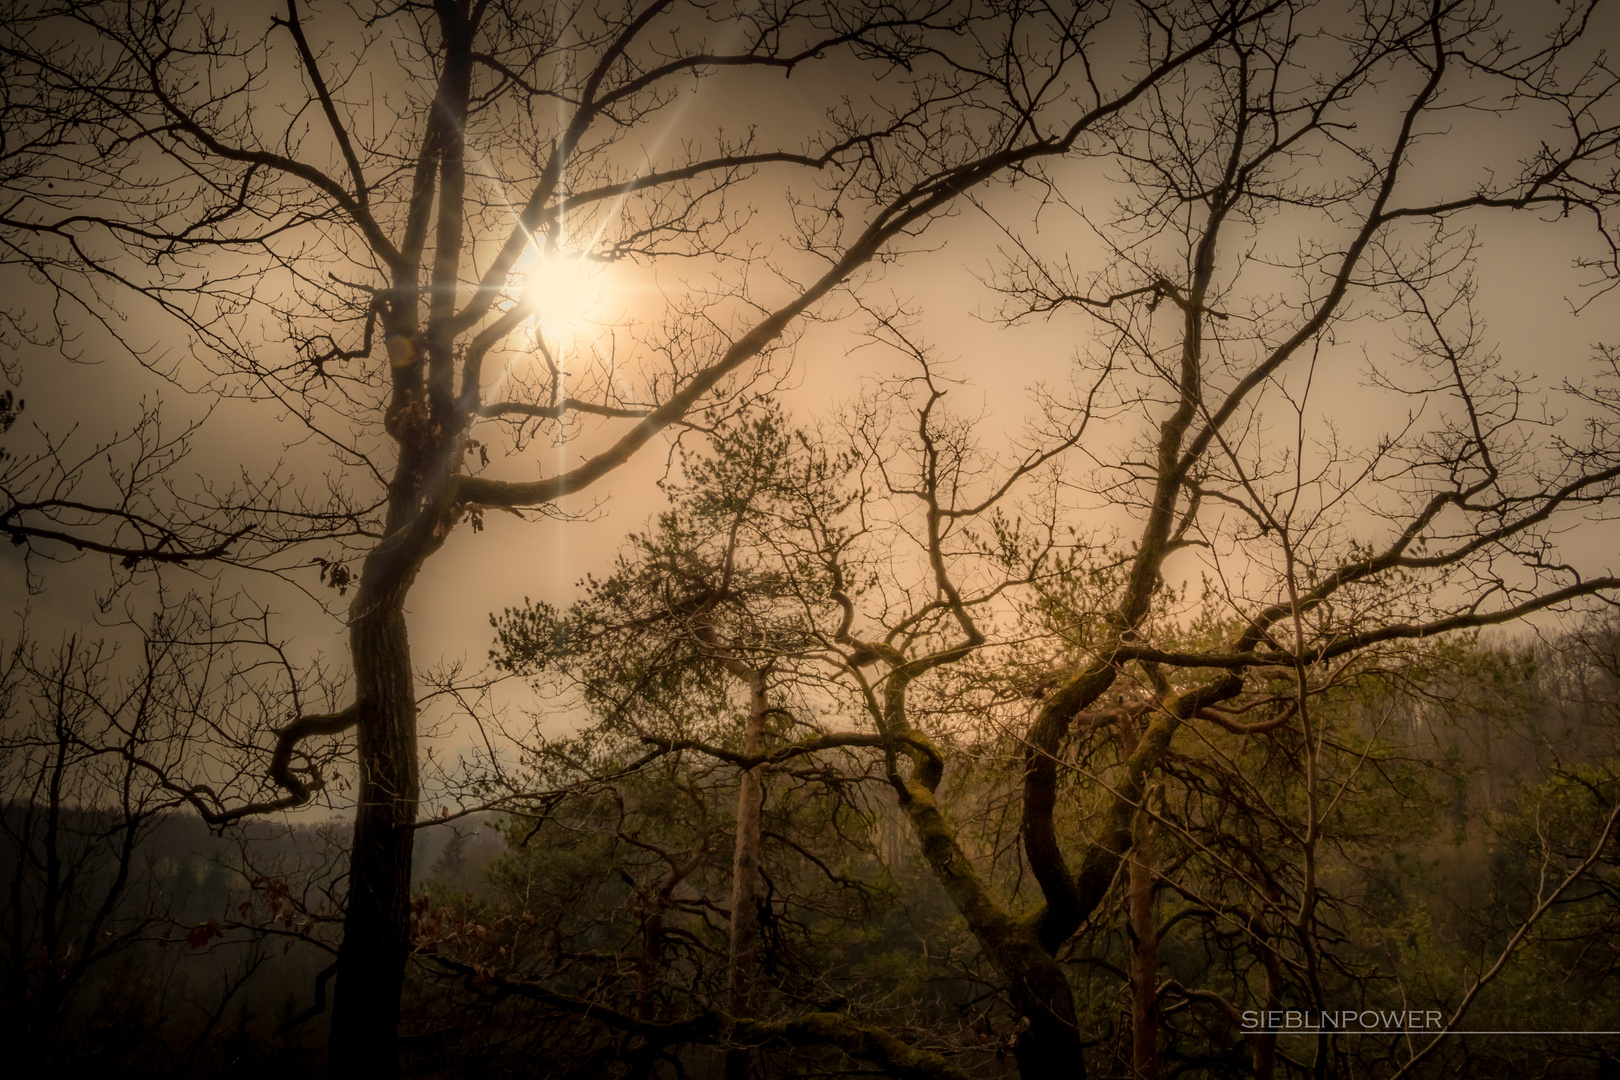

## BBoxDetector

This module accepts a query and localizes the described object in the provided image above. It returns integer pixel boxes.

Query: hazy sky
[5,0,1619,785]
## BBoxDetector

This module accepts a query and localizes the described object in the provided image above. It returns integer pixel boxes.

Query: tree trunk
[1129,808,1158,1080]
[725,670,768,1080]
[328,569,420,1078]
[1252,924,1282,1080]
[883,668,1089,1080]
[1010,956,1086,1080]
[627,889,669,1080]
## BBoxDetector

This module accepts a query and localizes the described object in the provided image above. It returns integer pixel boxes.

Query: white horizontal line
[1249,1031,1620,1036]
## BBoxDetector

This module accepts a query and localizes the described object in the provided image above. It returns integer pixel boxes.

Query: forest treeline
[3,617,1619,1077]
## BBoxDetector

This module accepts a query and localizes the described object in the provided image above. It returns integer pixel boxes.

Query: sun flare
[515,249,605,339]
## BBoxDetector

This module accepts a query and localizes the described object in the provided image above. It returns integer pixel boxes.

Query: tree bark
[725,670,769,1080]
[326,7,470,1065]
[328,535,429,1077]
[1008,958,1086,1080]
[1252,922,1281,1080]
[1128,806,1158,1080]
[879,670,1087,1080]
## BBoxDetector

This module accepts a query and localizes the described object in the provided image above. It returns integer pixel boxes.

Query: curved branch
[1196,699,1297,735]
[269,703,361,801]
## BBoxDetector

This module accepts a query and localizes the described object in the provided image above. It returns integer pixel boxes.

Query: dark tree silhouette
[0,1,1292,1072]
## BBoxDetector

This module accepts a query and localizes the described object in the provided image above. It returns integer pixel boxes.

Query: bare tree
[0,613,294,1074]
[564,5,1620,1071]
[12,1,1614,1075]
[835,2,1620,1075]
[0,1,1299,1071]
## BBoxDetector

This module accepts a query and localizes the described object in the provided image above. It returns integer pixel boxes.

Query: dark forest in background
[7,614,1620,1078]
[4,0,1620,1077]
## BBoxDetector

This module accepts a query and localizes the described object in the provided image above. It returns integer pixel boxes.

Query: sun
[516,249,604,338]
